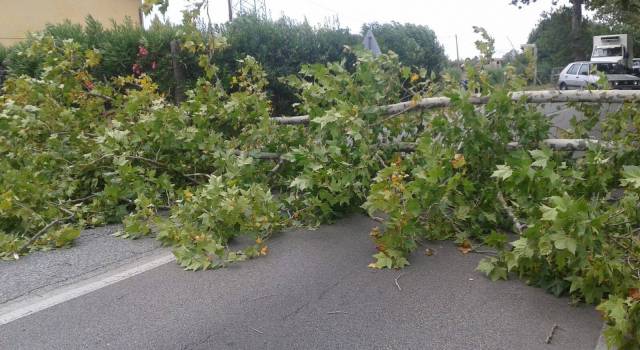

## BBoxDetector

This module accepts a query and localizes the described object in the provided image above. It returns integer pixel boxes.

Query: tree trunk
[571,0,584,61]
[272,90,640,125]
[170,40,186,104]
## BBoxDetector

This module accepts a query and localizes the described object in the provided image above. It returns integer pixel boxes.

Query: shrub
[214,15,360,114]
[363,22,447,73]
[2,15,360,114]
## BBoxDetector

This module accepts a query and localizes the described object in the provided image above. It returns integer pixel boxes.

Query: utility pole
[229,0,268,19]
[228,0,233,21]
[455,34,460,63]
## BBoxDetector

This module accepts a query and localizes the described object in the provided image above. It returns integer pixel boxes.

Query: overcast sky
[149,0,574,60]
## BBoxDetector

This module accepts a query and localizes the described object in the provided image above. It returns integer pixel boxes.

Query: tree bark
[232,139,612,163]
[170,40,186,104]
[571,0,584,61]
[272,90,640,125]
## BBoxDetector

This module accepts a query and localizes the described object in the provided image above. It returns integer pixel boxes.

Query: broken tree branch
[229,138,614,164]
[85,91,114,102]
[507,139,614,151]
[497,192,526,235]
[18,214,75,254]
[232,150,282,160]
[271,90,640,125]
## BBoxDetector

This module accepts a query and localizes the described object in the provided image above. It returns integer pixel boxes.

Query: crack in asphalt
[180,333,214,350]
[281,268,356,322]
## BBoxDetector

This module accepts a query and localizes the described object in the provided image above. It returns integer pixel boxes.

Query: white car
[557,61,640,90]
[633,58,640,76]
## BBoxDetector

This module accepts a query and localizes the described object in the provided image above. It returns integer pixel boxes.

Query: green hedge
[2,17,197,98]
[213,16,360,114]
[1,16,446,113]
[363,22,447,73]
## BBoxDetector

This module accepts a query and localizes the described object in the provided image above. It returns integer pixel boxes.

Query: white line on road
[595,324,616,350]
[0,250,175,326]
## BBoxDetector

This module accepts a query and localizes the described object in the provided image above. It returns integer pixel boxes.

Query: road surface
[0,215,603,350]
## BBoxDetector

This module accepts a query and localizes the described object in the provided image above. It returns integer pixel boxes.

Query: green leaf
[311,111,340,129]
[529,149,549,168]
[540,205,558,222]
[621,165,640,189]
[477,258,496,275]
[483,231,507,249]
[371,252,394,269]
[476,258,507,281]
[550,233,577,254]
[597,297,629,335]
[549,195,571,213]
[290,176,312,191]
[491,165,513,180]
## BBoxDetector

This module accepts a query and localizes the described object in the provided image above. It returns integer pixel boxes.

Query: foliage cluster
[2,17,195,97]
[1,3,639,347]
[361,52,640,350]
[0,26,430,265]
[0,15,450,115]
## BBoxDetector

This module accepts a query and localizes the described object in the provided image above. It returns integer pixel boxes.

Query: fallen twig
[250,327,264,335]
[268,158,285,178]
[371,216,385,223]
[64,194,98,205]
[394,272,406,291]
[86,91,114,102]
[327,311,349,315]
[126,156,202,185]
[471,249,498,256]
[497,191,526,235]
[372,105,418,126]
[18,214,75,254]
[545,324,558,344]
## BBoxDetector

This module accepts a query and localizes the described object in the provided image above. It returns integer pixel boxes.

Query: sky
[148,0,575,60]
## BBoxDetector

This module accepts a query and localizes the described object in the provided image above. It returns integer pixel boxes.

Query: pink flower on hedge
[138,46,149,58]
[151,61,158,70]
[132,63,142,76]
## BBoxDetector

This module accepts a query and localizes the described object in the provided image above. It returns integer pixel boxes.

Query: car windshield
[593,47,623,57]
[593,63,627,74]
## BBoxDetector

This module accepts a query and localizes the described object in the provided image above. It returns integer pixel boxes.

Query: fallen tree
[1,30,638,348]
[272,89,640,125]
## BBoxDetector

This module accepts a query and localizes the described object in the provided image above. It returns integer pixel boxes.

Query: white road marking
[595,324,615,350]
[0,250,175,326]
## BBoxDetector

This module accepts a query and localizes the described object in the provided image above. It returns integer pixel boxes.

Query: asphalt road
[0,215,602,350]
[0,224,163,306]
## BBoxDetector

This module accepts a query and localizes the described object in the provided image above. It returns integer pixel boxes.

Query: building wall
[0,0,142,46]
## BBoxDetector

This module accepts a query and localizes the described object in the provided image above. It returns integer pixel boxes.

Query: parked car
[557,61,640,90]
[633,58,640,76]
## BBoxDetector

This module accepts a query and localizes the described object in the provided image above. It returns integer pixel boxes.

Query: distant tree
[527,6,610,82]
[511,0,586,61]
[590,0,640,26]
[362,22,447,73]
[513,0,640,60]
[591,0,640,55]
